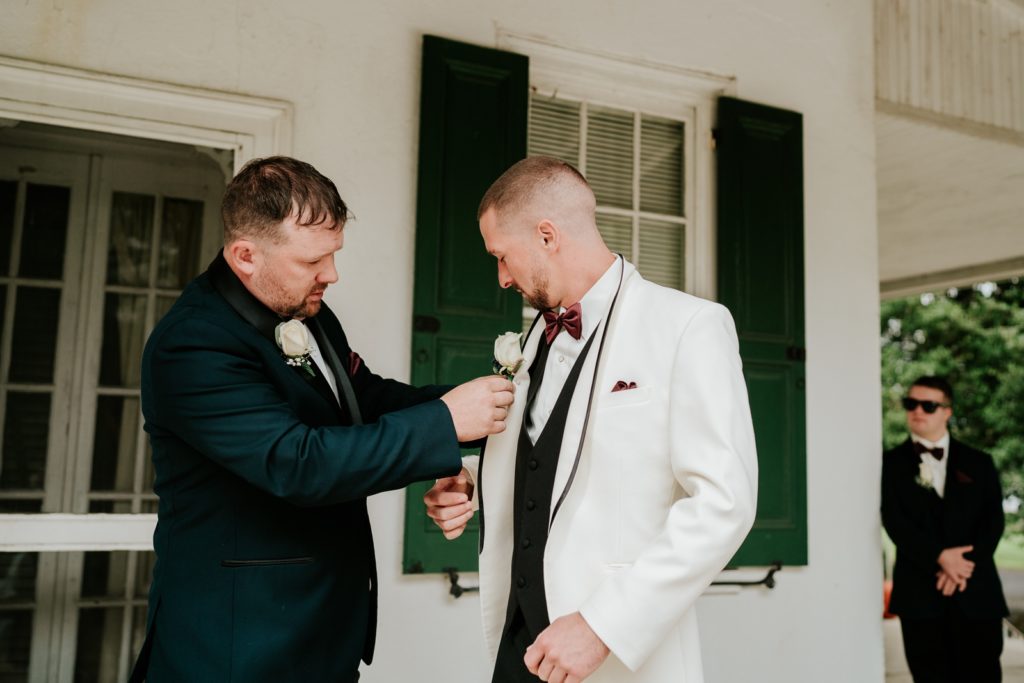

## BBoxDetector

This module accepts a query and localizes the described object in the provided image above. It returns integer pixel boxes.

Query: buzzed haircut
[222,156,349,244]
[477,156,592,221]
[910,375,954,404]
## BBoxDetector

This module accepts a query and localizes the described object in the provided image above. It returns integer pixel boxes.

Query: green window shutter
[403,36,527,575]
[716,96,807,566]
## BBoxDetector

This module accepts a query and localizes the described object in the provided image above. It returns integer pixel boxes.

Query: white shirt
[307,333,340,404]
[911,431,949,498]
[527,256,621,443]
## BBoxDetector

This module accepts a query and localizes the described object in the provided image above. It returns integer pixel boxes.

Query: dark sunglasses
[902,398,950,414]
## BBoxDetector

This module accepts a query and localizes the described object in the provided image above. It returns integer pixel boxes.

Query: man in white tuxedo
[425,156,758,683]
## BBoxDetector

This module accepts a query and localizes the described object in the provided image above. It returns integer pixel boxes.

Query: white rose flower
[493,332,524,378]
[276,320,312,357]
[916,461,934,490]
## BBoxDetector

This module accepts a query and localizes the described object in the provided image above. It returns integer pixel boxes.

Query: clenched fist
[441,376,515,441]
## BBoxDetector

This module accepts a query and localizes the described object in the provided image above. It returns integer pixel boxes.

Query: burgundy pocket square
[955,470,973,484]
[349,351,362,376]
[611,380,638,392]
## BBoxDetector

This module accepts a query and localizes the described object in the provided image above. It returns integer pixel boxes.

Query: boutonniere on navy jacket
[275,319,315,375]
[127,156,516,683]
[425,156,758,683]
[882,377,1008,683]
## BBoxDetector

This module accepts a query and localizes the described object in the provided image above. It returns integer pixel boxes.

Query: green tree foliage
[881,277,1024,531]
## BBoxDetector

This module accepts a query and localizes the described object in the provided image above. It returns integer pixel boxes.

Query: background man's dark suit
[133,254,463,681]
[882,437,1009,681]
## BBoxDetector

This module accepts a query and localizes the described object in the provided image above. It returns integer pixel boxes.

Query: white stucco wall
[2,1,884,681]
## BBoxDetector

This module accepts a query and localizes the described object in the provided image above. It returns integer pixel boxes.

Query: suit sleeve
[880,453,944,571]
[145,316,463,507]
[971,450,1005,559]
[578,303,759,671]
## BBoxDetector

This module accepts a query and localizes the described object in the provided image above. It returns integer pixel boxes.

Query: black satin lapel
[307,318,362,425]
[526,339,552,410]
[208,252,281,343]
[208,252,344,411]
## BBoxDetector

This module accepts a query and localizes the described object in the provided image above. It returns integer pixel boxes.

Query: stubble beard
[253,268,324,319]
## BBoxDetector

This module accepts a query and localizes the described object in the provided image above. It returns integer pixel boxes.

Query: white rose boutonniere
[493,331,524,379]
[915,460,935,491]
[275,320,315,376]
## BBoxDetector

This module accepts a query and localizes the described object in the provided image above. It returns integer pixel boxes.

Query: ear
[225,239,259,276]
[536,219,560,250]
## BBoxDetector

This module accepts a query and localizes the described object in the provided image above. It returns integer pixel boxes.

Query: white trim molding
[0,56,292,170]
[0,514,156,551]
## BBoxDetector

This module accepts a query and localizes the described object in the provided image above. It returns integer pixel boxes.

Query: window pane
[20,184,69,280]
[529,96,580,166]
[586,106,633,210]
[107,193,154,287]
[157,198,203,289]
[0,392,51,490]
[0,610,33,681]
[596,213,633,261]
[638,218,684,290]
[9,287,61,384]
[74,607,124,683]
[90,396,140,492]
[0,553,38,603]
[640,116,684,217]
[81,551,128,599]
[88,500,132,513]
[0,180,16,277]
[98,294,146,388]
[0,500,42,513]
[135,552,155,599]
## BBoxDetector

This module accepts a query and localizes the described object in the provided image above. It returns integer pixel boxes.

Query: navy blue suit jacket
[134,253,462,681]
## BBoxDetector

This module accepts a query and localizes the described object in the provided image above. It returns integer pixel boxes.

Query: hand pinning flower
[275,320,315,376]
[493,331,524,379]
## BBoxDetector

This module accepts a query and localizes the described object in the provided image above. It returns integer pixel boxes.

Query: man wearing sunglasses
[882,376,1008,682]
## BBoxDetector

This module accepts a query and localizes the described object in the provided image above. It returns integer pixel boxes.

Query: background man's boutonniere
[493,331,524,379]
[915,460,935,491]
[276,320,315,376]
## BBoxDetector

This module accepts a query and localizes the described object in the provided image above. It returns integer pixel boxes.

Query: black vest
[503,333,595,638]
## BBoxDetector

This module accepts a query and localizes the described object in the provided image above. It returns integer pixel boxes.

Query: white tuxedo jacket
[464,261,758,683]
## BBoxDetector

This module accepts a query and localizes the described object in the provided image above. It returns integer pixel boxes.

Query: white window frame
[497,30,735,301]
[0,56,292,552]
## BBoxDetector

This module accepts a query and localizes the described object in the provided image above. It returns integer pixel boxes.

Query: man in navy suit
[129,156,514,682]
[882,375,1008,682]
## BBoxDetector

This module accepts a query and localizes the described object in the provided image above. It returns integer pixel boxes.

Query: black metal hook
[711,561,782,589]
[443,567,480,598]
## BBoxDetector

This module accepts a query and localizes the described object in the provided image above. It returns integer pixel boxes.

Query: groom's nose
[497,262,513,289]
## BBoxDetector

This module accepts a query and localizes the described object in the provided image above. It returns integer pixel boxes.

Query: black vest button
[517,576,527,588]
[526,499,536,511]
[528,459,539,470]
[521,538,531,549]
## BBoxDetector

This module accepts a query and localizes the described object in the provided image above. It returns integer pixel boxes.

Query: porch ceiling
[876,110,1024,297]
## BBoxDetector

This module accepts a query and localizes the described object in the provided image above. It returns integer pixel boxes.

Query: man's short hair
[477,156,592,221]
[222,156,349,244]
[910,375,954,404]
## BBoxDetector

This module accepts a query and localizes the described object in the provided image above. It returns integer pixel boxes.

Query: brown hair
[477,156,592,221]
[222,156,349,244]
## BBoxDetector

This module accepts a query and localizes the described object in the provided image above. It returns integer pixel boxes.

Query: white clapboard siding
[875,0,1024,134]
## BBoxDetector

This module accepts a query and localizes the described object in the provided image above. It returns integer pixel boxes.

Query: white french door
[0,124,226,682]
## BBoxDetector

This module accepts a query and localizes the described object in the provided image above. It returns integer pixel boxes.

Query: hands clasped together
[936,545,974,596]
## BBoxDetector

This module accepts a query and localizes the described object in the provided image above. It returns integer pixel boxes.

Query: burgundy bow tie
[543,303,582,344]
[913,442,944,460]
